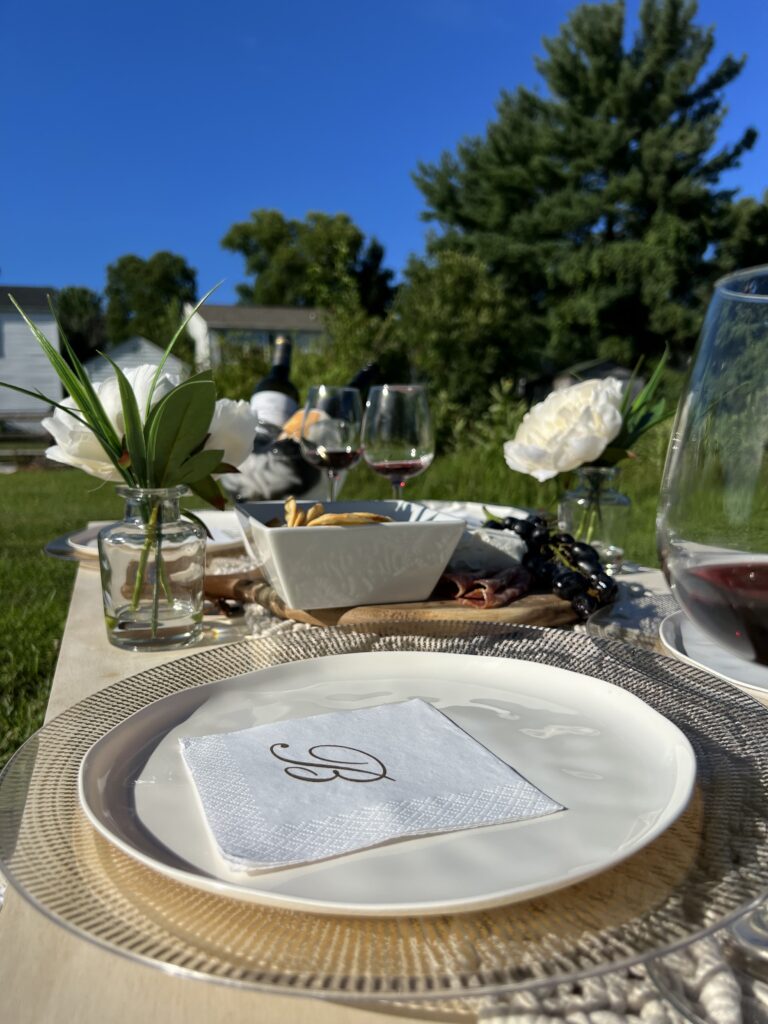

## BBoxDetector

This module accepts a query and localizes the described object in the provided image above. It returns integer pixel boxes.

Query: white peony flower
[503,378,624,482]
[41,364,179,479]
[204,399,258,470]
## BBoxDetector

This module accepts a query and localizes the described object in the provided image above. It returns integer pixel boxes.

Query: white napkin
[180,699,564,871]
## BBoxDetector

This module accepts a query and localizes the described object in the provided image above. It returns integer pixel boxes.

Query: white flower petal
[205,399,258,471]
[40,363,181,480]
[503,378,625,481]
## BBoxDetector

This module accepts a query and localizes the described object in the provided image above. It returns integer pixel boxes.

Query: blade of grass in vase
[46,295,97,392]
[627,347,669,419]
[8,296,123,459]
[619,356,644,419]
[46,296,128,452]
[102,356,148,485]
[0,381,95,431]
[144,282,222,420]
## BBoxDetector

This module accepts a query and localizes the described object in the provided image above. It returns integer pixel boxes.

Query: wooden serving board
[204,574,578,632]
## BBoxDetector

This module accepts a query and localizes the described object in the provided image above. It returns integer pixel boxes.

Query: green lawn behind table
[0,428,667,767]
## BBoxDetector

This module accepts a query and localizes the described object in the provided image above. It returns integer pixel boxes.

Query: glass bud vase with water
[558,466,631,574]
[98,485,206,651]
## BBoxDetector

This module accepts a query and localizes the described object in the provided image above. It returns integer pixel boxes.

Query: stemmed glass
[655,264,768,996]
[361,384,435,499]
[298,386,363,502]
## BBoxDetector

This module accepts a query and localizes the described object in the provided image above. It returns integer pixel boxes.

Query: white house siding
[0,312,61,418]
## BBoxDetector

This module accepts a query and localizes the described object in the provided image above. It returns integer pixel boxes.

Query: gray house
[184,303,327,368]
[0,287,60,425]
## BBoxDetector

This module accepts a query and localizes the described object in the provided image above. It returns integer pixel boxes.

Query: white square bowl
[235,500,465,609]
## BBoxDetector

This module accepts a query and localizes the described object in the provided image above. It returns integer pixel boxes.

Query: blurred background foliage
[49,0,768,450]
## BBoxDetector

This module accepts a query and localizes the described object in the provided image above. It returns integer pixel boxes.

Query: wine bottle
[249,335,300,428]
[223,359,377,503]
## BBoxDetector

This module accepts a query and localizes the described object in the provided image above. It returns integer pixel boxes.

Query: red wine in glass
[670,561,768,665]
[301,444,362,473]
[361,385,435,499]
[367,455,434,491]
[298,386,363,502]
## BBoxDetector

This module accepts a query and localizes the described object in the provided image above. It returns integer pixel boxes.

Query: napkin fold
[180,699,564,871]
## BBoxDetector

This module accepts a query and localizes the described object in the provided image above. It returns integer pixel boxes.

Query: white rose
[41,364,179,479]
[205,399,258,470]
[503,378,624,483]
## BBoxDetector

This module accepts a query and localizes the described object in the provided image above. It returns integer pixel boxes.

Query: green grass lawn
[0,471,125,765]
[0,433,667,767]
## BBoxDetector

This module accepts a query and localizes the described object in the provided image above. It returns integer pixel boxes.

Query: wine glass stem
[328,471,340,503]
[391,480,404,500]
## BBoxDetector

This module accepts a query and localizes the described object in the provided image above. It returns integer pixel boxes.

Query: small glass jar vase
[98,486,206,651]
[557,466,631,574]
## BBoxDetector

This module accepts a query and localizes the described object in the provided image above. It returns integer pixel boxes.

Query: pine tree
[414,0,760,369]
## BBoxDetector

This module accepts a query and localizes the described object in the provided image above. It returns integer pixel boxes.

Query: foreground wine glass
[361,384,435,499]
[656,264,768,997]
[299,386,363,502]
[658,266,768,664]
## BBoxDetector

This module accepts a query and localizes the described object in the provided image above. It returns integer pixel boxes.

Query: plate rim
[67,509,245,556]
[78,650,697,917]
[659,610,768,695]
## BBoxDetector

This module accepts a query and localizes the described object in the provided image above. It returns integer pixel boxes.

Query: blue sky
[2,0,767,304]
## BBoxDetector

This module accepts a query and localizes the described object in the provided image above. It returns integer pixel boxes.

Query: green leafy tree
[54,286,105,364]
[105,252,197,346]
[222,210,396,316]
[393,251,513,438]
[414,0,760,369]
[715,193,768,274]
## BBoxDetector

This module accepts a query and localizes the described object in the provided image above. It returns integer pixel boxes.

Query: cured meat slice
[433,566,531,609]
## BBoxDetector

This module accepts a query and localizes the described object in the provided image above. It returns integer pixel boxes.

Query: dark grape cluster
[483,513,618,620]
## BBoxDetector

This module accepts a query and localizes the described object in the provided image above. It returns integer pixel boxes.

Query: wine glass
[361,384,435,499]
[656,264,768,995]
[298,386,363,502]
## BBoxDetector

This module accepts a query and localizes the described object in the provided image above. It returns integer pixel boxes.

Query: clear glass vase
[557,466,631,574]
[98,486,206,651]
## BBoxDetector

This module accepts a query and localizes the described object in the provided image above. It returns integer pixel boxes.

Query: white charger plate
[78,651,696,917]
[660,610,768,695]
[67,509,244,557]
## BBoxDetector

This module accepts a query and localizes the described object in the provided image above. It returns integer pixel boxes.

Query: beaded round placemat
[1,624,768,1011]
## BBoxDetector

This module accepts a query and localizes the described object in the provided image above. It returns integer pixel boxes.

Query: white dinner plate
[78,652,696,917]
[420,500,529,527]
[67,509,244,557]
[660,610,768,695]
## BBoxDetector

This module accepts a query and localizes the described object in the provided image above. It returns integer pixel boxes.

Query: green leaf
[181,509,212,538]
[174,448,225,484]
[143,367,214,441]
[144,282,222,420]
[482,505,503,524]
[101,356,148,485]
[188,474,226,510]
[146,378,216,485]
